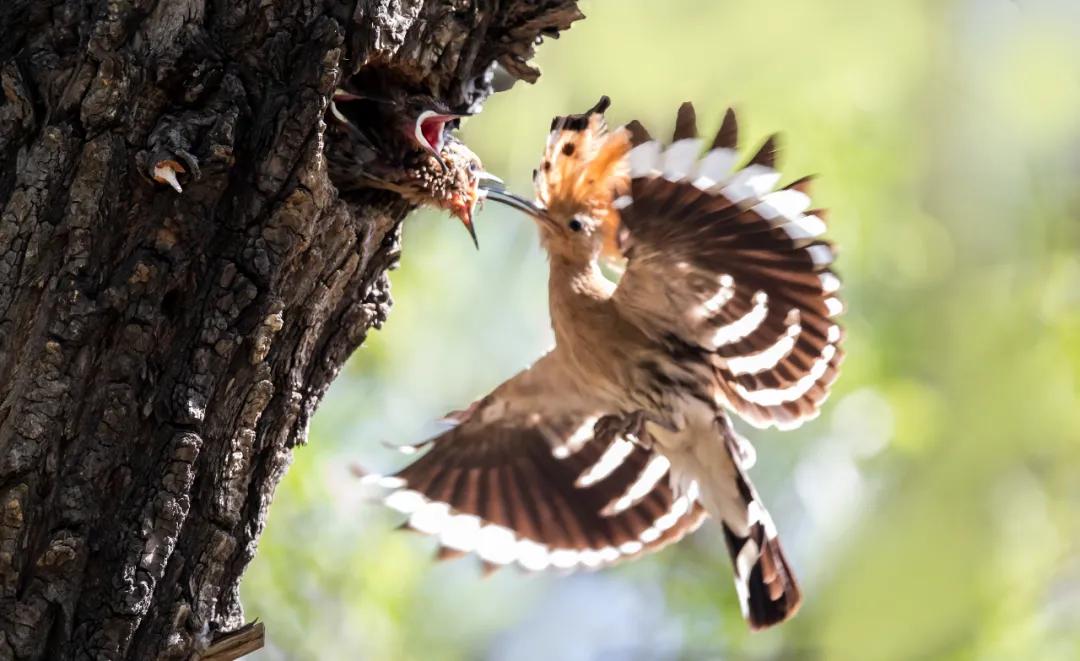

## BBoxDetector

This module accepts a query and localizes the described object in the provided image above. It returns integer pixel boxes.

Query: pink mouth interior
[420,116,448,151]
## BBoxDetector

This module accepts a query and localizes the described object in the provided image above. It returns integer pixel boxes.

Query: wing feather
[365,352,706,572]
[613,106,845,430]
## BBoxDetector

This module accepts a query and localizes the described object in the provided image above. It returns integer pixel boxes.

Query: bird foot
[593,410,667,449]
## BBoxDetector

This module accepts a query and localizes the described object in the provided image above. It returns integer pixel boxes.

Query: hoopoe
[362,97,844,630]
[325,86,496,246]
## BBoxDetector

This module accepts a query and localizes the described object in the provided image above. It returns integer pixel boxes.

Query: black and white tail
[719,466,801,630]
[663,416,801,630]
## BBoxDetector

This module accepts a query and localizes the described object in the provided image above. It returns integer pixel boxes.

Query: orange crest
[533,97,631,258]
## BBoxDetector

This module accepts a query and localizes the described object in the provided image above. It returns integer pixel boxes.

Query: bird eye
[468,161,479,172]
[568,219,583,232]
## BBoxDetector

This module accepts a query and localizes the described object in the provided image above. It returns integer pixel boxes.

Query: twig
[196,622,265,660]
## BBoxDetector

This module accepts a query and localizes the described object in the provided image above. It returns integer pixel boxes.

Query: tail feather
[721,521,801,630]
[664,414,801,630]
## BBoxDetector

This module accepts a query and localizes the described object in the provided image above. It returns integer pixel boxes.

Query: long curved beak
[460,175,550,249]
[482,188,540,216]
[479,184,552,227]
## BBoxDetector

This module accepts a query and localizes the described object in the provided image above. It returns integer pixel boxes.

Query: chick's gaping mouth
[416,112,458,154]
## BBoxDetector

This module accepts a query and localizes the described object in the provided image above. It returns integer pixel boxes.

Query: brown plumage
[532,96,630,259]
[362,98,844,631]
[324,87,485,245]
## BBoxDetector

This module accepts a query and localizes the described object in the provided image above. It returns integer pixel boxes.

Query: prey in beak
[419,136,494,249]
[447,171,519,249]
[448,183,481,249]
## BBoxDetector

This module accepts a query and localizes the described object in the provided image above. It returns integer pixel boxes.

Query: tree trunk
[0,1,580,658]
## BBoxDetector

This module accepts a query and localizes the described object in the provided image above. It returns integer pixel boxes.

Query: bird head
[331,89,466,172]
[482,96,631,261]
[370,135,487,248]
[326,89,484,246]
[419,135,487,248]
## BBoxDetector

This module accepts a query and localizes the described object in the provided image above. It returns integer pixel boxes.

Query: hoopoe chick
[324,87,491,246]
[362,97,845,631]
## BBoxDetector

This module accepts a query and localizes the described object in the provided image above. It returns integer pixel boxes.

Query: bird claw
[592,414,623,442]
[593,411,660,449]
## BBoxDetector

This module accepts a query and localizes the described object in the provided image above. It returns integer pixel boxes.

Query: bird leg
[593,410,675,450]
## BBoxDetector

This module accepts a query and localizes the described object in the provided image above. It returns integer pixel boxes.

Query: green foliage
[243,1,1080,658]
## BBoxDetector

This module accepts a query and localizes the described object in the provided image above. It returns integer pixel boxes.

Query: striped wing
[365,352,706,572]
[612,104,845,430]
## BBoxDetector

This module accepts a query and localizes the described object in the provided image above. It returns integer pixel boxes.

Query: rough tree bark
[0,1,581,659]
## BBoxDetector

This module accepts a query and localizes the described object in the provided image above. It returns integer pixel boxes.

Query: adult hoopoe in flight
[362,97,844,630]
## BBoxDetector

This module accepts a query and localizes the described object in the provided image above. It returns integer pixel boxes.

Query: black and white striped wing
[363,352,706,572]
[613,105,844,430]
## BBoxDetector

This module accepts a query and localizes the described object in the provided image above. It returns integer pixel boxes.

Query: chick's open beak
[415,111,463,173]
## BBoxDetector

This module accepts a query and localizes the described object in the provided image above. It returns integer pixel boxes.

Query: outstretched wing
[364,351,706,572]
[612,104,845,430]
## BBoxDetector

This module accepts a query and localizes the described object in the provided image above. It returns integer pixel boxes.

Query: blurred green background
[243,0,1080,658]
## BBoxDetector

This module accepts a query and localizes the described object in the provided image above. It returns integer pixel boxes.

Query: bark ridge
[0,1,582,658]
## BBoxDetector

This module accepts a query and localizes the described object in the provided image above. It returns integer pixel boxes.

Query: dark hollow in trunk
[0,1,580,658]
